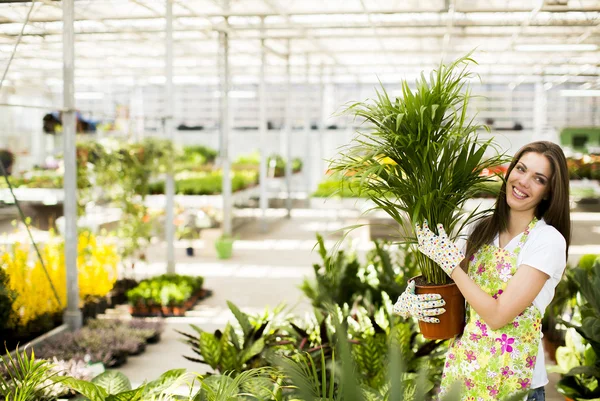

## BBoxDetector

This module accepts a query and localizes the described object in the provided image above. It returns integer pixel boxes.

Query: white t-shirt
[459,218,567,389]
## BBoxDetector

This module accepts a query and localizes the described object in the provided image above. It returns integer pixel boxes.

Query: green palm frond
[330,52,509,284]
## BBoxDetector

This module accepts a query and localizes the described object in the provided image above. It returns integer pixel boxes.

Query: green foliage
[0,268,15,333]
[312,175,370,198]
[126,274,204,307]
[301,234,419,312]
[180,145,218,167]
[0,346,60,401]
[149,170,259,195]
[330,53,508,284]
[555,257,600,400]
[58,368,189,401]
[178,302,292,374]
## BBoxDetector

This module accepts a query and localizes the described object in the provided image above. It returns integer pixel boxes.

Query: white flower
[499,267,513,282]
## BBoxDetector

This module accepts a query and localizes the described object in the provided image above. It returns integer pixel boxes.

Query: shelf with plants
[126,274,208,317]
[0,231,119,352]
[32,318,165,371]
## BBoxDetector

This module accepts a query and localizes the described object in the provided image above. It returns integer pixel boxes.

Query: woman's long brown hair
[461,141,571,270]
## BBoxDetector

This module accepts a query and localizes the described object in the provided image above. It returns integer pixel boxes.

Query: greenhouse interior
[1,0,600,400]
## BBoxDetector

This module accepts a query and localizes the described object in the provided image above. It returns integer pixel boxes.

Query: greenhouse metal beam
[303,53,311,197]
[2,6,599,21]
[259,18,268,232]
[219,13,232,237]
[62,0,82,332]
[284,38,292,218]
[165,0,176,274]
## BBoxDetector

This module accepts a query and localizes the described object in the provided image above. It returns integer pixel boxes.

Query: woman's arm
[450,265,549,330]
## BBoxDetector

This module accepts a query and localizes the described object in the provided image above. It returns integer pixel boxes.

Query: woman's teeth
[512,186,528,200]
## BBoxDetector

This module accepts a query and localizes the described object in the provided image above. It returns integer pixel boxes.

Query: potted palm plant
[330,53,508,339]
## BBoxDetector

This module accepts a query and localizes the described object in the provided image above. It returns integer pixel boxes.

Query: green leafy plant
[178,301,290,374]
[57,368,190,401]
[329,53,508,284]
[301,234,419,313]
[126,274,204,308]
[0,268,15,335]
[0,346,61,401]
[554,259,600,400]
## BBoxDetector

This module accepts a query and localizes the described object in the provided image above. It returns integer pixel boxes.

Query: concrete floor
[110,207,600,400]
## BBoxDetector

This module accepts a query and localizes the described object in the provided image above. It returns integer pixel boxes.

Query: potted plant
[330,53,507,339]
[553,259,600,401]
[177,225,200,256]
[215,234,235,259]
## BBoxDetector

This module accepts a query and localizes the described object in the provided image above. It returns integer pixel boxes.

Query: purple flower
[513,321,519,328]
[493,289,504,299]
[495,334,515,354]
[526,355,536,369]
[465,350,477,363]
[465,378,475,389]
[518,378,531,389]
[487,385,499,396]
[501,366,514,377]
[469,333,481,342]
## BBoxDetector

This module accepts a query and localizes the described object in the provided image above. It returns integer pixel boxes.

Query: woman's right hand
[393,281,446,323]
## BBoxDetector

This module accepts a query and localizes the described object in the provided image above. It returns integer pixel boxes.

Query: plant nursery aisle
[113,207,357,385]
[110,208,600,400]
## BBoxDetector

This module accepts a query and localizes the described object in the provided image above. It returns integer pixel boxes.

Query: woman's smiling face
[506,152,553,214]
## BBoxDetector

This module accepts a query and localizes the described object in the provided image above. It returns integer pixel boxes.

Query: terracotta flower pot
[412,275,466,340]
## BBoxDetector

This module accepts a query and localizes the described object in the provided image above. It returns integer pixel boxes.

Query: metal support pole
[318,63,325,185]
[284,39,292,217]
[304,54,311,201]
[533,80,547,141]
[62,0,82,331]
[220,27,232,236]
[165,0,176,274]
[259,18,268,232]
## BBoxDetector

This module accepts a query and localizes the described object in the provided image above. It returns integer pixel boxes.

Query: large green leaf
[59,377,109,401]
[227,301,253,339]
[107,388,144,401]
[240,338,265,364]
[144,368,187,395]
[92,371,132,395]
[200,332,222,369]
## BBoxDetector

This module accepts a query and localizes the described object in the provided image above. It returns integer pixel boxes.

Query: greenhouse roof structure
[0,0,600,88]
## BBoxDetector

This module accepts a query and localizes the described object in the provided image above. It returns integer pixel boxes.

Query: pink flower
[469,333,482,342]
[513,321,519,328]
[526,356,536,369]
[477,264,485,274]
[490,346,497,355]
[518,378,531,389]
[495,334,515,354]
[493,289,504,299]
[448,353,455,360]
[465,350,477,363]
[487,385,499,396]
[501,366,514,377]
[464,379,475,390]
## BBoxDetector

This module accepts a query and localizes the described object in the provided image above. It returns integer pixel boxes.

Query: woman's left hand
[416,221,464,277]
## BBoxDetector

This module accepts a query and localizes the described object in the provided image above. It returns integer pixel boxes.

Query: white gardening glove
[416,221,464,278]
[393,281,446,323]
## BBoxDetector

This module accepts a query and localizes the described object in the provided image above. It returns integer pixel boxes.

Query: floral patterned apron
[439,218,541,400]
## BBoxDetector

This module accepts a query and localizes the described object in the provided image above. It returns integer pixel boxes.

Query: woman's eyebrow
[519,162,548,179]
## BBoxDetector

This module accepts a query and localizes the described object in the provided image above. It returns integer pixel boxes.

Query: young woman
[394,141,571,401]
